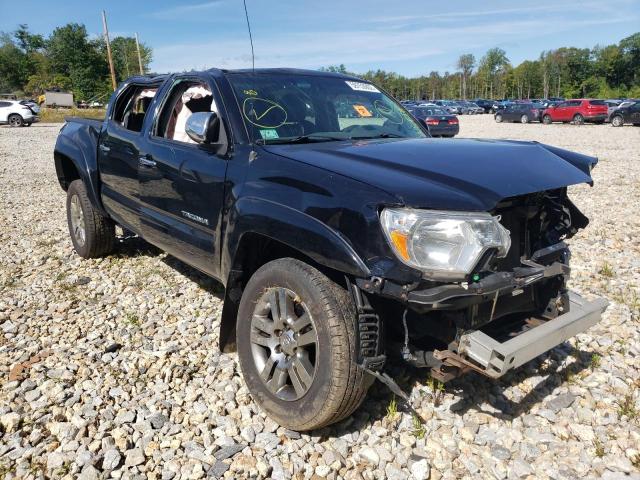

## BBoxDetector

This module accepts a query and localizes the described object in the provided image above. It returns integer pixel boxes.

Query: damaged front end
[357,188,608,382]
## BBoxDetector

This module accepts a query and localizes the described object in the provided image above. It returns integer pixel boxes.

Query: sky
[1,0,639,77]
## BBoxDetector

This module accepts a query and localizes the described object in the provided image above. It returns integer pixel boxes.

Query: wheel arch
[54,130,107,216]
[218,198,372,352]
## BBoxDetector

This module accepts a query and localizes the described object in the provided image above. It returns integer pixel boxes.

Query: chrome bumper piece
[457,292,608,378]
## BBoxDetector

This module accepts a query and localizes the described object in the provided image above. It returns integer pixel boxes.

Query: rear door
[138,74,231,278]
[98,82,160,231]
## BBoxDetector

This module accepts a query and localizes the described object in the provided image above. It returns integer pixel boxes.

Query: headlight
[380,208,511,277]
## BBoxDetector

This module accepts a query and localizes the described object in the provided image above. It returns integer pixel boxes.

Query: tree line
[323,32,640,101]
[0,24,152,102]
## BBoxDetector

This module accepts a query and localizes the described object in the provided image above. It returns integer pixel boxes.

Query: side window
[0,101,11,108]
[112,85,158,133]
[569,101,581,107]
[155,79,226,146]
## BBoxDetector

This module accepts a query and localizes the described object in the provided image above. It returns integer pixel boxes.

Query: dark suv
[495,103,544,123]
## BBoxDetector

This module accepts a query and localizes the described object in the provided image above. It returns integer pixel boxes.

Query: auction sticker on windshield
[345,81,380,93]
[353,105,373,117]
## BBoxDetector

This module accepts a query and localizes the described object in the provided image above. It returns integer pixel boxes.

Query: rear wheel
[495,114,503,123]
[24,123,32,127]
[8,114,23,127]
[611,115,624,127]
[520,114,529,124]
[66,179,116,258]
[237,258,372,430]
[573,113,584,125]
[542,114,552,125]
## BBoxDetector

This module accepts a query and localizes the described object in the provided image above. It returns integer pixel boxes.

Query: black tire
[520,114,529,124]
[237,258,372,430]
[8,114,23,127]
[495,114,503,123]
[611,115,624,127]
[573,113,584,125]
[24,123,32,127]
[66,179,115,258]
[542,115,552,125]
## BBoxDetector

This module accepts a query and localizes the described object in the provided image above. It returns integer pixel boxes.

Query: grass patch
[592,437,605,457]
[39,107,106,123]
[590,353,601,369]
[598,262,615,278]
[426,377,445,407]
[125,312,140,327]
[386,395,398,420]
[412,413,426,439]
[617,392,638,420]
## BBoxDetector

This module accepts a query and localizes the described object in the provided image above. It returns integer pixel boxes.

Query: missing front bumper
[437,292,608,379]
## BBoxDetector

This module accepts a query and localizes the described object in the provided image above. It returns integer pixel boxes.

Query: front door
[138,75,229,278]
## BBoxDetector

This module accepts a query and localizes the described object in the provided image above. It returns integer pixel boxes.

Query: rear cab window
[112,84,159,133]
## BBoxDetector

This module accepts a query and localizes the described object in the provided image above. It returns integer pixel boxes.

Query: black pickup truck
[54,68,607,431]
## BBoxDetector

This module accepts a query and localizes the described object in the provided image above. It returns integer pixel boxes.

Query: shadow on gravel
[446,344,592,420]
[322,344,593,436]
[113,233,224,297]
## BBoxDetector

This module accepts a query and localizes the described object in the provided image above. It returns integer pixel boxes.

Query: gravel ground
[1,117,639,480]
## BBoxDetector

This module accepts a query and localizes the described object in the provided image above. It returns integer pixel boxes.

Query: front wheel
[542,115,552,125]
[611,115,624,127]
[573,113,584,125]
[66,179,116,258]
[236,258,372,430]
[495,114,503,123]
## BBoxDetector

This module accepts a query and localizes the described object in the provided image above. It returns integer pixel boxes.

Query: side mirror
[186,111,221,144]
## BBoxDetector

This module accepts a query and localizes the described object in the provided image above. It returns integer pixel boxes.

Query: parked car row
[492,98,639,126]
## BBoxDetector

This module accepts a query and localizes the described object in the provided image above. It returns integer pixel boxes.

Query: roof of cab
[213,67,362,81]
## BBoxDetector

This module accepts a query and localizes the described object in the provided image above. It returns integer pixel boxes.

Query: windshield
[227,73,426,144]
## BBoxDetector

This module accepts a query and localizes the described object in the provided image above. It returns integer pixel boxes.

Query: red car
[541,99,608,125]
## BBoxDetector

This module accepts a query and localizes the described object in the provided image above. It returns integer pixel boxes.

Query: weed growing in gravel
[593,437,605,457]
[590,353,602,369]
[35,238,58,247]
[632,453,640,469]
[386,395,398,420]
[412,414,426,439]
[426,377,445,406]
[617,392,638,420]
[598,262,615,278]
[125,312,140,327]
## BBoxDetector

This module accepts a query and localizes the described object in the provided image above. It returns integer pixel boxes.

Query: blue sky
[1,0,639,76]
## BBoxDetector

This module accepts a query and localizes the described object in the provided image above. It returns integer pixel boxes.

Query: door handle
[99,144,110,152]
[139,156,157,168]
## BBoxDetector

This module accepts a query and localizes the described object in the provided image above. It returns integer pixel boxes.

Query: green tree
[456,54,475,99]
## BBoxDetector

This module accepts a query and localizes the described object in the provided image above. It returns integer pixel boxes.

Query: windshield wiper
[349,133,406,140]
[255,134,345,145]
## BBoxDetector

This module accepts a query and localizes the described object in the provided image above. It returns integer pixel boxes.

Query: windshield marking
[242,97,288,128]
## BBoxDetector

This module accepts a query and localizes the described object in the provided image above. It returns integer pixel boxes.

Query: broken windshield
[226,73,426,144]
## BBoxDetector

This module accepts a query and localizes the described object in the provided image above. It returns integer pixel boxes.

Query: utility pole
[135,33,144,75]
[102,10,117,91]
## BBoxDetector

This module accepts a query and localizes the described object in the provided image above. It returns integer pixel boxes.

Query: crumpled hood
[264,138,596,211]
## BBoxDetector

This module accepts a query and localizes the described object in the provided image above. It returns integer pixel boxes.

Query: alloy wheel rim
[69,195,86,246]
[9,116,20,126]
[250,287,318,401]
[613,117,622,126]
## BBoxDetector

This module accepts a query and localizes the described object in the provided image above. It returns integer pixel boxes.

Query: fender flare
[223,196,371,279]
[54,126,107,216]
